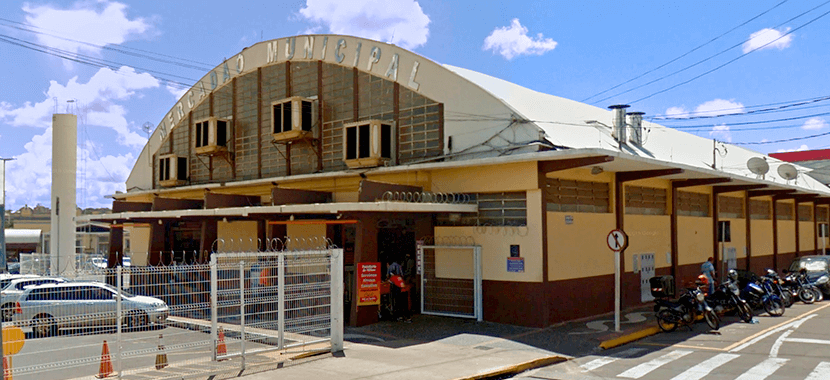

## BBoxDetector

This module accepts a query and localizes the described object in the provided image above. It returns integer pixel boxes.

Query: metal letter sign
[607,229,628,252]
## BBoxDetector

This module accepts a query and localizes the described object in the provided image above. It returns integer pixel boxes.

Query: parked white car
[1,277,66,321]
[14,282,169,337]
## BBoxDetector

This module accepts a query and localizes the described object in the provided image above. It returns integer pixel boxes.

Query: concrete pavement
[233,307,659,380]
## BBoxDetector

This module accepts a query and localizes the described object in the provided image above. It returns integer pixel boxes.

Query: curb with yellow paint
[599,326,662,350]
[450,355,569,380]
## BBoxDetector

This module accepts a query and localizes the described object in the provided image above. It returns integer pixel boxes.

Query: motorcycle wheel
[799,288,816,304]
[704,309,720,330]
[814,288,824,302]
[764,298,785,317]
[781,291,794,308]
[656,309,678,332]
[737,302,753,323]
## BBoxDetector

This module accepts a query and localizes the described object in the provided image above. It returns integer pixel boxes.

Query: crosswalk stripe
[580,348,646,372]
[805,362,830,380]
[733,357,788,380]
[669,353,739,380]
[617,350,693,379]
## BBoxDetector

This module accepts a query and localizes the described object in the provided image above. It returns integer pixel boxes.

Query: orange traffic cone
[95,340,113,378]
[155,334,168,370]
[3,356,11,380]
[216,327,227,356]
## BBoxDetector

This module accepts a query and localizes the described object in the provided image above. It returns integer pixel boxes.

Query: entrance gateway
[418,241,482,321]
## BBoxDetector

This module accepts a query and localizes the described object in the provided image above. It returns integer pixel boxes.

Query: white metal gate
[638,253,655,303]
[419,243,482,321]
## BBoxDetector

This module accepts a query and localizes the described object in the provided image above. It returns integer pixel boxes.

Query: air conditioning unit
[194,117,230,155]
[272,96,317,142]
[158,154,187,187]
[342,120,393,169]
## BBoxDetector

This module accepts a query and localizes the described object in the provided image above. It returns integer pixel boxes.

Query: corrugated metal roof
[444,64,830,194]
[4,229,42,244]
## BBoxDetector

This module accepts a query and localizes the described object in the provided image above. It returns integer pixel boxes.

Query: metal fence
[6,247,343,380]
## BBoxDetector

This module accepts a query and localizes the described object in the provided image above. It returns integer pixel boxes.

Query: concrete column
[51,114,77,277]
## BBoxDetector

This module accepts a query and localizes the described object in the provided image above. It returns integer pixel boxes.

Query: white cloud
[802,117,828,130]
[4,128,132,209]
[693,99,744,117]
[743,27,792,54]
[483,19,557,60]
[709,124,732,142]
[0,66,158,148]
[23,1,151,67]
[776,144,810,153]
[664,106,689,118]
[166,84,188,102]
[299,0,430,50]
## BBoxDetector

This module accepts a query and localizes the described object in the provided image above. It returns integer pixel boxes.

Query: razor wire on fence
[7,242,343,380]
[381,191,473,204]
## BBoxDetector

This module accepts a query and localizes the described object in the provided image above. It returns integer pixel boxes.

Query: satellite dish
[747,157,770,175]
[777,163,798,181]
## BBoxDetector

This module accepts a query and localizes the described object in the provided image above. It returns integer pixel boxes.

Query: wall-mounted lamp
[591,166,604,175]
[222,217,228,223]
[157,219,162,225]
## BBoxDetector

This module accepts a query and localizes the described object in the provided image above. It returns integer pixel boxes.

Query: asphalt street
[515,302,830,380]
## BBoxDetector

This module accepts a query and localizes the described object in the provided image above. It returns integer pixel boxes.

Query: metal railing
[6,245,343,380]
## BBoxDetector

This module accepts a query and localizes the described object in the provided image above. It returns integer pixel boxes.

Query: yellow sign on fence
[3,326,24,356]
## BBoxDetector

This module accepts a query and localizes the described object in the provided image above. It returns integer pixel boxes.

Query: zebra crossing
[577,349,830,380]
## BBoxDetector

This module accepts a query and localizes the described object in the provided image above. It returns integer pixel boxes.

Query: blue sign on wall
[507,257,524,273]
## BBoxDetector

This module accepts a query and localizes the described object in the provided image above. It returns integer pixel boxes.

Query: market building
[80,34,830,328]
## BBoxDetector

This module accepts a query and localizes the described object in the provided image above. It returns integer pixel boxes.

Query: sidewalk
[234,307,658,380]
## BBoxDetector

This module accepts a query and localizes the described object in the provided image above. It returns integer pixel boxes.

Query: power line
[732,130,830,145]
[648,94,830,120]
[631,4,830,104]
[593,0,830,105]
[581,0,790,103]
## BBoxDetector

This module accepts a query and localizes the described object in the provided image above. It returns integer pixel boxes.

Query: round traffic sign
[3,326,24,356]
[607,229,628,252]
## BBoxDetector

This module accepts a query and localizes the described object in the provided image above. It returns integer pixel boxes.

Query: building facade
[82,34,830,328]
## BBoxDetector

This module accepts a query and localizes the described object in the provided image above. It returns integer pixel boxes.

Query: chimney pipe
[608,104,630,144]
[627,111,645,145]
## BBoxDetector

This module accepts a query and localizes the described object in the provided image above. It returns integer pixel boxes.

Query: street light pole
[0,158,15,273]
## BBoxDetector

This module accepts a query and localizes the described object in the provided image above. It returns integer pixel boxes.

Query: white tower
[51,114,77,277]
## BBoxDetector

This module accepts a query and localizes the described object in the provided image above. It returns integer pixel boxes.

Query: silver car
[14,282,169,337]
[1,276,66,321]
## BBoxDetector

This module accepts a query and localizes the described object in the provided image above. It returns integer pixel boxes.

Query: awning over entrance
[77,202,477,223]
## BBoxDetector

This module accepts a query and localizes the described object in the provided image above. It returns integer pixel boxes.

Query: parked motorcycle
[707,269,753,323]
[761,269,794,308]
[784,269,822,304]
[741,276,785,317]
[651,275,719,332]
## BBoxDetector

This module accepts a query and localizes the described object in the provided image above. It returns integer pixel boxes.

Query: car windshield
[789,257,830,272]
[96,283,135,298]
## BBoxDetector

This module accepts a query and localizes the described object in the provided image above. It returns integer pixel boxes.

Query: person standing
[701,257,716,295]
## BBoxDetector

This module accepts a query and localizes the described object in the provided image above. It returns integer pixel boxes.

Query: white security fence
[7,245,342,380]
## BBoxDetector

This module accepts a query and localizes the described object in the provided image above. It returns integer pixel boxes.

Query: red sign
[357,262,381,306]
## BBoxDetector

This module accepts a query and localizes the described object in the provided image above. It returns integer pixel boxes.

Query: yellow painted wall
[431,162,536,193]
[126,225,150,266]
[548,212,616,280]
[799,222,816,252]
[286,223,327,249]
[435,190,542,282]
[720,218,747,259]
[751,220,773,257]
[677,216,712,266]
[625,215,671,270]
[217,221,258,252]
[778,220,795,253]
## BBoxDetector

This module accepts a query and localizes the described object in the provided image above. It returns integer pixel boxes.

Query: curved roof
[446,65,830,193]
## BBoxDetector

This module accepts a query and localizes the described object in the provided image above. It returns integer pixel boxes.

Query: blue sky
[1,0,830,210]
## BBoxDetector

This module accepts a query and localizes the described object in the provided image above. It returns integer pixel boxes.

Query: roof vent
[608,104,630,144]
[627,111,645,145]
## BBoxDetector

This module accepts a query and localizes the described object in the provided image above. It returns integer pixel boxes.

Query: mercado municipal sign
[157,35,424,141]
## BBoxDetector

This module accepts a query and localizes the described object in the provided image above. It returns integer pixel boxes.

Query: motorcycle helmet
[695,274,709,287]
[727,269,738,281]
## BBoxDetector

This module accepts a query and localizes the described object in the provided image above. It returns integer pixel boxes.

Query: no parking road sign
[607,229,628,252]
